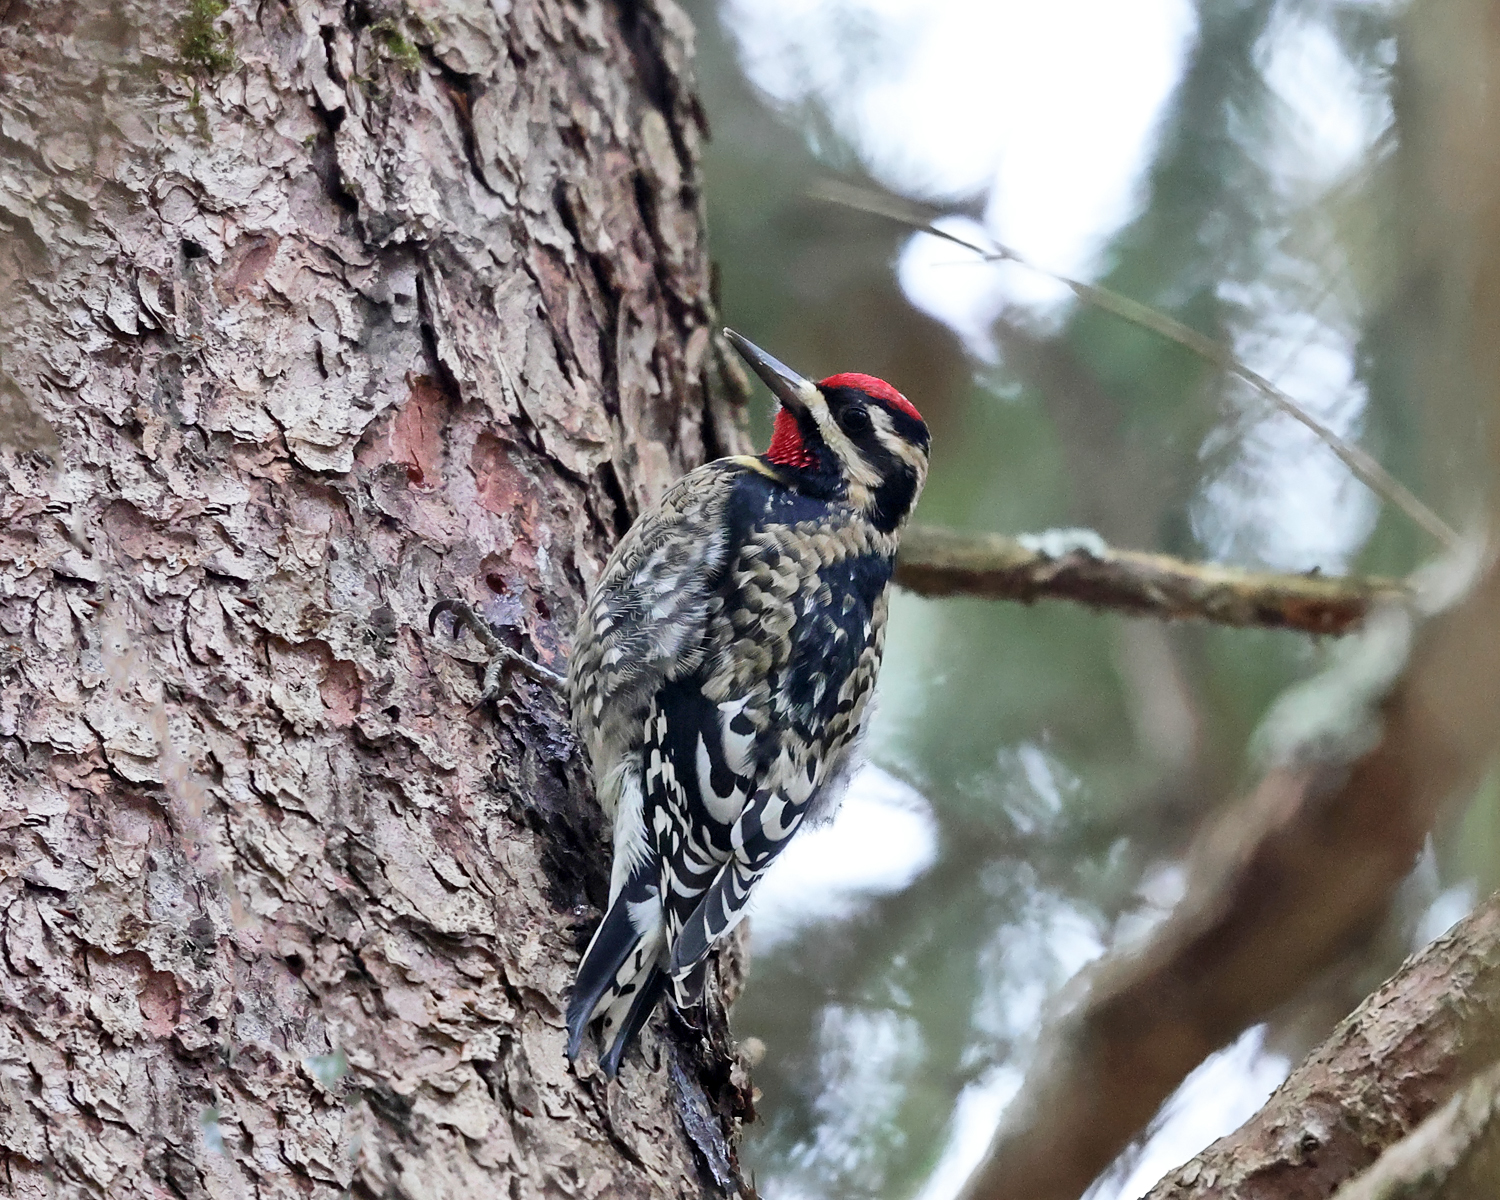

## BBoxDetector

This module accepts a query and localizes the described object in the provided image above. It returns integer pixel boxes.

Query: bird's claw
[428,599,568,700]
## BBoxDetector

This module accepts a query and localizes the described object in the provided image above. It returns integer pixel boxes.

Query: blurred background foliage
[682,0,1498,1197]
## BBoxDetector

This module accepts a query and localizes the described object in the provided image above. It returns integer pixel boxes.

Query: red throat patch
[819,372,922,422]
[765,408,816,468]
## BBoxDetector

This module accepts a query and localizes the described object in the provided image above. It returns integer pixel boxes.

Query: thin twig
[896,524,1407,635]
[812,178,1458,550]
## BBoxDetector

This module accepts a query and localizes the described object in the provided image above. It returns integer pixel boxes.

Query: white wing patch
[695,733,745,824]
[607,764,648,902]
[765,794,791,841]
[718,697,757,776]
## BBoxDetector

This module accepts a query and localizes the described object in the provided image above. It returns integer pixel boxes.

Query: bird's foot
[428,599,566,703]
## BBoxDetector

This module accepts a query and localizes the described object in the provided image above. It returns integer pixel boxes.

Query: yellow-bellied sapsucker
[563,329,930,1076]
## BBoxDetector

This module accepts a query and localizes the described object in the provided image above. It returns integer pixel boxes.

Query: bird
[433,329,930,1078]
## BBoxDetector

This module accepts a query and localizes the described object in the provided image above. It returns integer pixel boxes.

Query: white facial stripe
[796,385,879,504]
[872,409,929,474]
[802,385,929,514]
[810,402,883,490]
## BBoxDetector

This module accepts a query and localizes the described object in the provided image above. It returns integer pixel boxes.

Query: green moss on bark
[178,0,234,75]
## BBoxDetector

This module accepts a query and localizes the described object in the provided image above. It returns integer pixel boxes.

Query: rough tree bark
[0,1,752,1196]
[1146,890,1500,1200]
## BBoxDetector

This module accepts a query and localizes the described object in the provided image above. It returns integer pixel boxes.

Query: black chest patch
[779,551,890,731]
[721,470,839,553]
[640,466,895,846]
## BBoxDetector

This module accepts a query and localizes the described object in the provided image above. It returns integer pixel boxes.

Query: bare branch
[896,524,1407,635]
[813,179,1459,550]
[1137,895,1500,1200]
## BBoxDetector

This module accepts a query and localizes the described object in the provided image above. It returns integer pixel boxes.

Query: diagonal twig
[812,178,1458,551]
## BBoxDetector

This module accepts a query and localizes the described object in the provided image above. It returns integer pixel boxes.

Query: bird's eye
[840,406,872,436]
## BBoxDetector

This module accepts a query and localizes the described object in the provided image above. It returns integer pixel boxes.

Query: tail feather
[666,787,807,996]
[567,869,656,1061]
[598,962,669,1078]
[669,955,711,1009]
[667,858,755,983]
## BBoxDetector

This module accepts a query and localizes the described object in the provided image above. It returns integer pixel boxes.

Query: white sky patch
[727,0,1197,329]
[1111,861,1188,953]
[771,1005,925,1196]
[969,888,1104,1048]
[727,0,1195,207]
[895,218,1011,360]
[1191,11,1394,572]
[1415,883,1478,949]
[918,891,1104,1200]
[1194,280,1379,572]
[1089,1025,1290,1200]
[977,2,1195,272]
[979,740,1080,841]
[1257,8,1393,195]
[750,764,938,951]
[914,1066,1024,1200]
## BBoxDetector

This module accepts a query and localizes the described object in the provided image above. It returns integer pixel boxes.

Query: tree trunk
[0,1,750,1196]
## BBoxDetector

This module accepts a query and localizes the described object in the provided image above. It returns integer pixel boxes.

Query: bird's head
[725,328,930,533]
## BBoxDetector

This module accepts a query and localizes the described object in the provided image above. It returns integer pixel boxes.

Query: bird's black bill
[724,327,812,412]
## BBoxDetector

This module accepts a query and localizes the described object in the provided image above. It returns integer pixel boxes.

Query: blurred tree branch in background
[959,544,1500,1200]
[814,179,1459,551]
[898,525,1405,635]
[1139,893,1500,1200]
[953,0,1500,1191]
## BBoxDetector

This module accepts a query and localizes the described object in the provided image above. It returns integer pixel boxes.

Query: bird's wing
[663,781,812,1005]
[646,573,890,1004]
[567,460,752,785]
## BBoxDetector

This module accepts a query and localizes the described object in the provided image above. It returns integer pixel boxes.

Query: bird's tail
[667,856,757,998]
[596,953,668,1078]
[566,868,668,1077]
